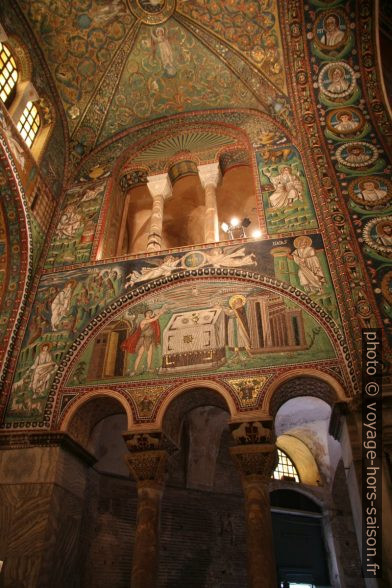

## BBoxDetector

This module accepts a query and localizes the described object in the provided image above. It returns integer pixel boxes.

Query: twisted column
[230,419,278,588]
[146,173,172,252]
[197,162,222,243]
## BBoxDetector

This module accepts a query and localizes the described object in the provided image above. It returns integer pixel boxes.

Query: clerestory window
[0,41,18,107]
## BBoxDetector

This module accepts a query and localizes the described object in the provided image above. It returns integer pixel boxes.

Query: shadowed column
[230,418,278,588]
[124,431,169,588]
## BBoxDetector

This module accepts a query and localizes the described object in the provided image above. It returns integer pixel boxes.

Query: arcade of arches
[0,1,391,588]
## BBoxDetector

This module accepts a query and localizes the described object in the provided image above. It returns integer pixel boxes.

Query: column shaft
[147,193,164,252]
[204,183,219,243]
[131,480,164,588]
[242,474,277,588]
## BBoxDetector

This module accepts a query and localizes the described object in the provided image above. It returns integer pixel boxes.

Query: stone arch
[263,369,348,417]
[157,380,237,437]
[59,388,134,437]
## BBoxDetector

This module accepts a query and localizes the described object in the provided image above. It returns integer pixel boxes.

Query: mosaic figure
[318,13,346,47]
[151,27,176,76]
[292,236,326,294]
[326,108,364,136]
[349,177,391,208]
[336,142,378,169]
[121,307,166,375]
[264,165,304,209]
[318,62,356,100]
[364,217,392,257]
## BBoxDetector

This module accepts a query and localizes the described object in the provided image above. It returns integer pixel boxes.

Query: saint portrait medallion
[313,9,349,53]
[335,141,378,169]
[363,216,392,258]
[348,176,391,209]
[318,61,357,101]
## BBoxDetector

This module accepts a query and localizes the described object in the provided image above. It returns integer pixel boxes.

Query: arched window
[0,41,18,107]
[272,448,300,482]
[16,100,40,148]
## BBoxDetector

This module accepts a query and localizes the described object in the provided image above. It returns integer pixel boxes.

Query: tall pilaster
[230,419,278,588]
[197,162,221,243]
[146,173,172,252]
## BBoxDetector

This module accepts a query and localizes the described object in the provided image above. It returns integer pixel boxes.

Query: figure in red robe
[121,308,165,375]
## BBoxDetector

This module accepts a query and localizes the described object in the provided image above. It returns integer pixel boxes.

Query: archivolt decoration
[128,0,176,25]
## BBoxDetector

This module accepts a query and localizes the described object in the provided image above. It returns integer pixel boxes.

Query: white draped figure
[292,236,326,294]
[151,27,176,76]
[51,280,75,330]
[266,166,304,209]
[29,344,57,396]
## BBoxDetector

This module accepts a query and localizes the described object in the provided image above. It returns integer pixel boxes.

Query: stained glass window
[17,101,40,148]
[272,449,300,482]
[0,42,18,105]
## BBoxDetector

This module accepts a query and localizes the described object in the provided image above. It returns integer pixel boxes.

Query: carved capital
[125,449,167,484]
[230,444,278,480]
[197,162,222,189]
[230,418,275,445]
[147,173,172,200]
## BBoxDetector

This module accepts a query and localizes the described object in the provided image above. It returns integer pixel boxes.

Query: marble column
[146,173,172,252]
[230,419,278,588]
[124,432,169,588]
[197,162,222,243]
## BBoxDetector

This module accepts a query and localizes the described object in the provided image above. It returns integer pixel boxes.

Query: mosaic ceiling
[16,0,288,150]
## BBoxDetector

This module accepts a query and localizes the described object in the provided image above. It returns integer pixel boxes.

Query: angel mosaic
[125,247,257,288]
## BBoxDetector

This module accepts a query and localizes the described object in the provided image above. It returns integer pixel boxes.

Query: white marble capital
[197,162,222,190]
[147,173,172,200]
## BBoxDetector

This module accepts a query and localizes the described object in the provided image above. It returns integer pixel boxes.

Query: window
[17,100,40,148]
[272,448,300,482]
[0,41,18,106]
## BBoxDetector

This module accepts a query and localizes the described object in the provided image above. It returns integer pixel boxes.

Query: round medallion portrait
[349,176,391,209]
[318,61,356,100]
[326,107,365,137]
[128,0,176,24]
[313,10,349,52]
[363,216,392,258]
[336,141,378,169]
[183,251,206,269]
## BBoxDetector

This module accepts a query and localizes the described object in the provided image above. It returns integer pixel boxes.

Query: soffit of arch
[71,109,290,183]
